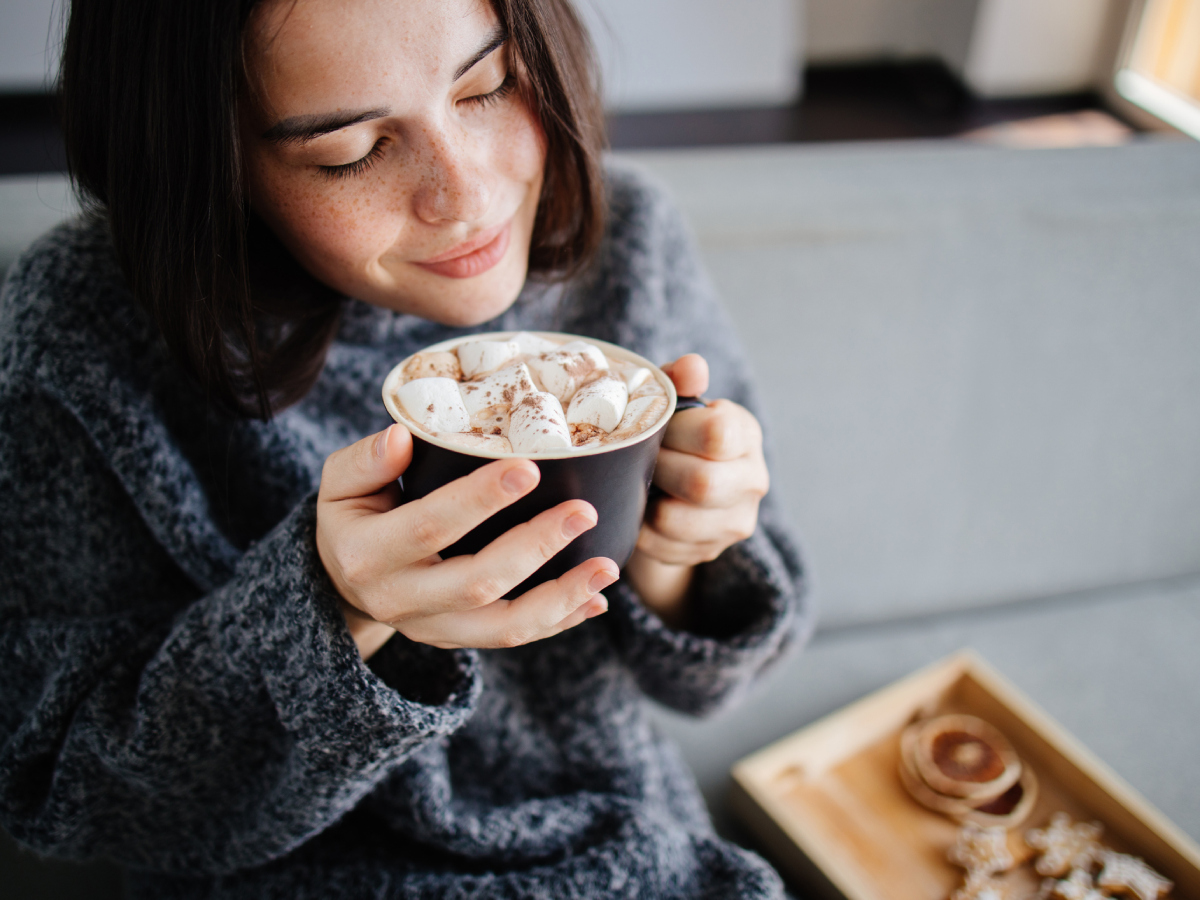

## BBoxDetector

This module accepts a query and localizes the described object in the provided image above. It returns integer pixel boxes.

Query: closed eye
[318,138,387,180]
[463,72,516,110]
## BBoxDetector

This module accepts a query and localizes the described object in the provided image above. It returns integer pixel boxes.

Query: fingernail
[563,512,596,540]
[374,426,392,459]
[587,568,618,594]
[502,465,537,495]
[585,597,609,618]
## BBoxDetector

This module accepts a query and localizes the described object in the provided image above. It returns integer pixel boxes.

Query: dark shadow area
[0,827,124,900]
[0,92,67,176]
[608,59,1130,149]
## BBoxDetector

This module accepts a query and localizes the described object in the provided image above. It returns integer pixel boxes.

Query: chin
[412,281,523,328]
[433,303,512,328]
[427,265,528,327]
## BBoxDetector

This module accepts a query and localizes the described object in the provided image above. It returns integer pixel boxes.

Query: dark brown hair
[60,0,606,420]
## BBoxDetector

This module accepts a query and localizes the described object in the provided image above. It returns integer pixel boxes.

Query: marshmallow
[394,377,471,434]
[557,341,609,371]
[403,351,462,382]
[508,391,572,454]
[527,343,608,404]
[611,395,668,442]
[623,367,653,393]
[469,404,511,436]
[456,339,521,378]
[511,331,561,356]
[443,433,513,454]
[458,363,535,417]
[567,375,629,433]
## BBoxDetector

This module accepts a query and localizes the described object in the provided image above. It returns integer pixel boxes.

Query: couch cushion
[621,140,1200,628]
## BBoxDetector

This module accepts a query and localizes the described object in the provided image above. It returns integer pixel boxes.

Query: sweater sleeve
[572,161,816,715]
[0,383,480,875]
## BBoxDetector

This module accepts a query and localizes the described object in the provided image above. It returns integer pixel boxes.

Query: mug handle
[673,396,708,414]
[647,395,708,503]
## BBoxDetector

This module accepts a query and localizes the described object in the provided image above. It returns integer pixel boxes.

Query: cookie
[898,723,977,816]
[1025,813,1104,877]
[949,822,1016,877]
[1042,868,1108,900]
[915,714,1022,801]
[898,720,1037,828]
[951,872,1011,900]
[1095,850,1173,900]
[958,764,1039,830]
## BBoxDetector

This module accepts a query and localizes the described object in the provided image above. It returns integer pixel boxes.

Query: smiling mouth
[414,221,512,279]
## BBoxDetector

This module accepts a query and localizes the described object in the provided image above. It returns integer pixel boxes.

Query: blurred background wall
[0,0,1141,104]
[0,0,59,92]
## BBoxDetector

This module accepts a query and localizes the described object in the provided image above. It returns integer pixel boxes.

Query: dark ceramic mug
[382,331,701,595]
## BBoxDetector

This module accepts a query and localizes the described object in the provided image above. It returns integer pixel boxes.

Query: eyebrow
[262,27,509,146]
[454,26,507,82]
[262,108,391,146]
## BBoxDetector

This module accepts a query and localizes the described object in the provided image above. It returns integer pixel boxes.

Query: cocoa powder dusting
[571,423,603,446]
[560,353,593,379]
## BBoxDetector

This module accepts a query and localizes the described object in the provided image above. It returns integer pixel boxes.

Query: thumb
[661,353,709,398]
[319,424,414,503]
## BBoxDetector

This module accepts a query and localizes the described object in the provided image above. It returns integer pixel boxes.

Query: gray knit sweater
[0,162,811,899]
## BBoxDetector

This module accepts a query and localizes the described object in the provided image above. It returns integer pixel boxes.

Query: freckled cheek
[491,109,547,189]
[277,179,405,268]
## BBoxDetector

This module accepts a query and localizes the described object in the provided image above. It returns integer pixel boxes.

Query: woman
[0,0,811,896]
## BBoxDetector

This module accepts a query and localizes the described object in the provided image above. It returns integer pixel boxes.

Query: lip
[413,221,512,279]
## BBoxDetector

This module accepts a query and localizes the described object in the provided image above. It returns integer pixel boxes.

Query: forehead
[245,0,498,116]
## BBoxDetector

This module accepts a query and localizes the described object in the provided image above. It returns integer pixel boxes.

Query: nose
[411,125,492,225]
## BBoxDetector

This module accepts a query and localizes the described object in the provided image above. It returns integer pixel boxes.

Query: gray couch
[630,138,1200,864]
[3,138,1198,897]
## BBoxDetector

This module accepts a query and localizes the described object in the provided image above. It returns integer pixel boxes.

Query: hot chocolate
[386,333,670,456]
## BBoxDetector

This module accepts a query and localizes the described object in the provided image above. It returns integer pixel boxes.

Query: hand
[624,354,769,626]
[316,425,618,660]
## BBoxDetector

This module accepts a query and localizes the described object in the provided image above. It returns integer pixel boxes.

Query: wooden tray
[730,650,1200,900]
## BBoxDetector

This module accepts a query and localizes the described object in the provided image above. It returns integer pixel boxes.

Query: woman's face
[240,0,546,326]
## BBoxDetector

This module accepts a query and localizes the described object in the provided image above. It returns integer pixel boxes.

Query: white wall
[576,0,801,111]
[964,0,1118,96]
[806,0,979,70]
[0,0,61,91]
[806,0,1124,98]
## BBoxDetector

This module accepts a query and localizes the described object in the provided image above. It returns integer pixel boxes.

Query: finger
[552,594,610,633]
[381,457,542,565]
[482,558,618,647]
[402,499,599,614]
[635,525,729,567]
[661,399,761,461]
[398,558,618,649]
[651,449,769,508]
[319,424,414,504]
[661,353,709,398]
[646,496,759,546]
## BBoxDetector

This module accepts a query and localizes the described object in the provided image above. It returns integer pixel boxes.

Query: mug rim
[382,331,679,460]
